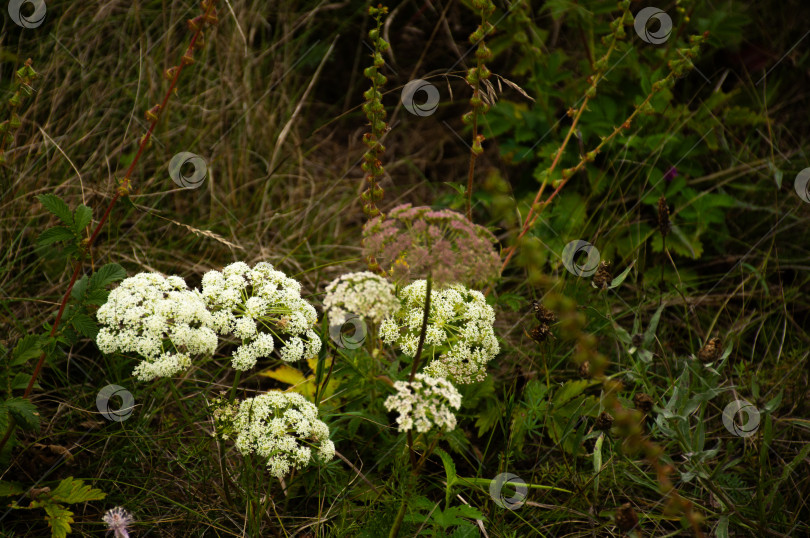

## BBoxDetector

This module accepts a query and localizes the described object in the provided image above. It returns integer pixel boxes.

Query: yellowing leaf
[260,364,307,387]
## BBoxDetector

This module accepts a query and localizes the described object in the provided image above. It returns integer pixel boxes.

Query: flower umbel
[379,280,499,384]
[323,271,399,325]
[201,262,321,370]
[362,204,501,286]
[96,272,218,382]
[213,391,335,478]
[102,506,133,538]
[384,374,462,433]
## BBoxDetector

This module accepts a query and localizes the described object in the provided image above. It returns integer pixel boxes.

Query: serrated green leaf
[37,227,75,247]
[10,372,40,391]
[84,288,110,306]
[11,335,46,366]
[70,313,98,339]
[72,205,92,233]
[43,502,73,538]
[474,403,502,437]
[48,477,106,504]
[552,380,589,406]
[88,263,126,290]
[435,447,458,507]
[37,194,73,226]
[70,276,89,302]
[5,397,39,431]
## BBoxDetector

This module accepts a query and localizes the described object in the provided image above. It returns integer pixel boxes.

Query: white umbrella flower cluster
[212,391,335,478]
[378,280,500,385]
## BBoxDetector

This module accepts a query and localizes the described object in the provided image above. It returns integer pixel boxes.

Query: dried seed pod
[633,392,654,413]
[658,195,670,237]
[529,324,553,343]
[698,337,721,362]
[595,411,614,432]
[615,502,639,532]
[592,261,613,289]
[578,360,591,378]
[530,301,556,324]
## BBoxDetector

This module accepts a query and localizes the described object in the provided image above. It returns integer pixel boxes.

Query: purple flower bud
[663,166,678,182]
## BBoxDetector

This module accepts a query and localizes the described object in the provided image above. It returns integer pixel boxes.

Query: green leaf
[763,391,782,413]
[11,335,46,366]
[474,403,502,437]
[72,205,92,233]
[43,503,73,538]
[5,397,40,431]
[10,372,40,391]
[0,480,24,496]
[88,263,126,290]
[70,276,89,302]
[593,432,604,496]
[435,447,458,507]
[552,380,590,406]
[48,477,106,504]
[70,313,98,339]
[37,227,75,247]
[450,523,480,538]
[37,194,73,226]
[716,515,729,538]
[607,260,636,289]
[643,304,666,348]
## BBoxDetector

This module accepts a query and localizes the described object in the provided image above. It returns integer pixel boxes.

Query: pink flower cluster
[362,204,501,286]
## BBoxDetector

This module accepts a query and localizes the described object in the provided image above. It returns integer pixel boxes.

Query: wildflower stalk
[498,4,629,275]
[0,0,221,455]
[463,0,496,220]
[499,21,709,275]
[0,59,38,167]
[361,4,390,273]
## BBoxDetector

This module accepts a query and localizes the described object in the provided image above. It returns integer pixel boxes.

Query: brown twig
[0,0,220,455]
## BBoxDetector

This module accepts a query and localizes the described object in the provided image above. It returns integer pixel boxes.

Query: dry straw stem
[0,0,221,454]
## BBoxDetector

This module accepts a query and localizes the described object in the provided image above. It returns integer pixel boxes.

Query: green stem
[408,275,432,382]
[166,377,194,426]
[229,370,242,403]
[389,496,408,538]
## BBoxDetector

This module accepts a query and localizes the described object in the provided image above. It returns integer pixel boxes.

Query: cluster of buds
[0,59,37,166]
[360,4,390,224]
[461,0,496,157]
[668,31,710,79]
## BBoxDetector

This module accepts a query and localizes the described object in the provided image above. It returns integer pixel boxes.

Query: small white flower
[201,261,320,370]
[95,272,217,382]
[323,271,399,325]
[380,281,499,384]
[383,374,462,433]
[215,391,335,478]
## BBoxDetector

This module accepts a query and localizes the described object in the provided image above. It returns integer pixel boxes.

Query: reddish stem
[2,1,218,454]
